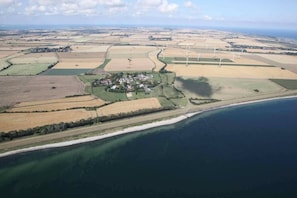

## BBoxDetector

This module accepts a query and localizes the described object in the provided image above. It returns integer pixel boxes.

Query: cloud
[184,1,197,9]
[23,0,128,16]
[203,15,212,21]
[159,0,178,13]
[0,0,14,6]
[136,0,178,14]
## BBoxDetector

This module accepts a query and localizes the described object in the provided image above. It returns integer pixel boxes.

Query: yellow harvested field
[54,60,103,69]
[105,58,154,71]
[167,64,297,79]
[0,109,97,132]
[9,52,58,64]
[148,49,165,71]
[163,47,188,57]
[257,54,297,64]
[71,45,110,52]
[226,37,268,47]
[53,52,105,69]
[57,52,105,59]
[108,46,156,56]
[0,51,19,58]
[8,95,106,112]
[97,98,161,116]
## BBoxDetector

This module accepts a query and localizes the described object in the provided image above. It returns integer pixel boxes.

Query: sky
[0,0,297,29]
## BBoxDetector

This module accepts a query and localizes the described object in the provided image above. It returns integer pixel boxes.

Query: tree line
[0,107,174,142]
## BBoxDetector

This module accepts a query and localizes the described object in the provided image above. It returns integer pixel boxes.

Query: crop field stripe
[269,79,297,90]
[174,57,233,62]
[40,69,92,75]
[170,62,275,67]
[0,63,52,76]
[98,59,111,69]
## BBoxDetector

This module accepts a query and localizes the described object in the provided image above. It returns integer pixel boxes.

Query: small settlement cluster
[92,72,156,94]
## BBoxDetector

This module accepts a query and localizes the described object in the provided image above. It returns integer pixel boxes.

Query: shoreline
[1,94,297,158]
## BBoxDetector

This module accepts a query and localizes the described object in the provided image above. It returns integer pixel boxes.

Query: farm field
[71,45,110,53]
[0,109,97,132]
[0,76,85,107]
[0,60,10,70]
[269,79,297,90]
[1,27,297,139]
[41,69,91,75]
[107,46,156,59]
[162,47,270,66]
[8,52,58,64]
[105,58,155,71]
[0,52,58,75]
[0,51,19,58]
[85,86,128,102]
[96,98,161,116]
[175,77,285,100]
[0,63,52,75]
[167,64,297,79]
[7,95,106,112]
[257,54,297,64]
[53,52,105,69]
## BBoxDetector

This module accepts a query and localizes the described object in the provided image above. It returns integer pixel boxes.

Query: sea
[0,98,297,198]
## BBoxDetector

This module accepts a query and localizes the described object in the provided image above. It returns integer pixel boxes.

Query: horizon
[1,0,297,30]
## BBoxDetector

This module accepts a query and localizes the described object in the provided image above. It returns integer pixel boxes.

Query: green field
[162,57,274,67]
[0,60,10,70]
[175,57,233,62]
[79,75,105,83]
[86,86,128,102]
[270,79,297,90]
[80,71,186,107]
[98,59,111,69]
[0,63,51,75]
[41,69,92,75]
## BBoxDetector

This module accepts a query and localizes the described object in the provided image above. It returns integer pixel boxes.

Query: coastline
[1,94,297,158]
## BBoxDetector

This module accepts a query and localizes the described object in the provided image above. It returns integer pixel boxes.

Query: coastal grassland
[0,63,53,75]
[270,79,297,90]
[7,95,106,112]
[175,77,285,100]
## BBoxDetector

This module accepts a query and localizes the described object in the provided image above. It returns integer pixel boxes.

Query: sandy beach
[1,91,297,158]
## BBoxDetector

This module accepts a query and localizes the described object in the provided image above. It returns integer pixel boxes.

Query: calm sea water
[0,98,297,197]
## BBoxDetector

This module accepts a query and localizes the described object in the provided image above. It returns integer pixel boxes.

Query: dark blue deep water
[0,98,297,198]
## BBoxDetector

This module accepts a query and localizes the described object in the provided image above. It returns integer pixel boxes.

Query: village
[92,72,157,94]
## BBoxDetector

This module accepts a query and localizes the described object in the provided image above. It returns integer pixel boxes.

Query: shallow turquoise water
[1,98,297,197]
